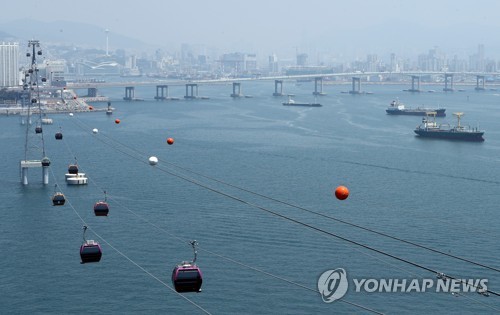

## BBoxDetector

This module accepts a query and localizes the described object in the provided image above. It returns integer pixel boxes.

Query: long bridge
[65,71,500,100]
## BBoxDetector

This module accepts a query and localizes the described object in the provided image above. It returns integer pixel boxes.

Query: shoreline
[0,107,110,116]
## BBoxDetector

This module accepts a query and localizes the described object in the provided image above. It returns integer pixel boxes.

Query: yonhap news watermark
[317,268,490,303]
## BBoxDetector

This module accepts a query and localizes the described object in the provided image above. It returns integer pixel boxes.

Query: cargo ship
[282,96,322,107]
[414,112,484,141]
[387,99,446,116]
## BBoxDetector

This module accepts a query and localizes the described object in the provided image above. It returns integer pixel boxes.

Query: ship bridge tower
[20,40,50,185]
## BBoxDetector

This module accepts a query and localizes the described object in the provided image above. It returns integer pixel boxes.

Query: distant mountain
[0,19,152,51]
[0,30,17,42]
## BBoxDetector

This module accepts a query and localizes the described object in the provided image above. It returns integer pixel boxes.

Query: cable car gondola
[93,191,109,216]
[80,226,102,264]
[55,127,63,140]
[171,241,203,293]
[52,185,65,206]
[35,126,42,134]
[68,164,79,174]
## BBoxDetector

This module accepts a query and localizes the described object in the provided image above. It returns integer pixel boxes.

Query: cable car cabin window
[176,270,201,280]
[82,246,101,254]
[94,204,108,210]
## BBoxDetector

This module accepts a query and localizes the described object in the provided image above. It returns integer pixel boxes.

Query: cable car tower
[20,40,50,185]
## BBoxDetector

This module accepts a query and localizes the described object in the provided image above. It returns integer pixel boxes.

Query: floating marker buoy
[69,113,74,116]
[92,128,98,134]
[115,119,121,124]
[167,137,174,145]
[149,156,158,165]
[334,186,349,200]
[88,105,93,110]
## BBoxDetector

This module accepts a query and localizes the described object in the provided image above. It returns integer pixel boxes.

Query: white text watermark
[318,268,489,303]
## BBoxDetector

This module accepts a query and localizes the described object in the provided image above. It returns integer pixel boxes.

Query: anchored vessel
[414,112,484,141]
[282,95,322,107]
[387,99,446,116]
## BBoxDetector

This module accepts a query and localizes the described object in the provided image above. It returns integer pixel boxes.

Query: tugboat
[282,95,322,107]
[414,112,484,141]
[387,99,446,116]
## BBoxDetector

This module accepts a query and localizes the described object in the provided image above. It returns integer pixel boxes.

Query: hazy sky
[3,0,500,60]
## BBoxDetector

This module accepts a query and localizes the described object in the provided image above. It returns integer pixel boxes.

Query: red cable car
[52,184,65,206]
[93,191,109,216]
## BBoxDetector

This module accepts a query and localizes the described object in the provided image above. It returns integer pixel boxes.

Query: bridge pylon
[155,85,169,100]
[231,82,243,97]
[124,86,135,100]
[475,75,485,91]
[443,74,454,92]
[313,77,326,96]
[407,75,421,92]
[349,77,361,94]
[273,80,284,96]
[185,83,198,99]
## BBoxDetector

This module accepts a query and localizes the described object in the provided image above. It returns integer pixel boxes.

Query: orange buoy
[167,137,174,145]
[88,105,94,110]
[115,119,121,124]
[334,186,349,200]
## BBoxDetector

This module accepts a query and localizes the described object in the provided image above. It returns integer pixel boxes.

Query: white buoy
[92,128,98,134]
[148,156,158,165]
[69,113,74,116]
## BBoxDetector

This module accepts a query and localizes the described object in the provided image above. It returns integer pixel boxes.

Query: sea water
[0,81,499,314]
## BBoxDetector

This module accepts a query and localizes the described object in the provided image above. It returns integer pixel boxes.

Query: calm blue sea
[1,81,499,314]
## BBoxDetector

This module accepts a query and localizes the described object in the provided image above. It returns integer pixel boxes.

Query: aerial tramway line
[62,114,500,303]
[20,40,51,185]
[39,88,498,313]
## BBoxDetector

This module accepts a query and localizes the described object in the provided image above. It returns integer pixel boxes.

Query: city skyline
[2,0,500,60]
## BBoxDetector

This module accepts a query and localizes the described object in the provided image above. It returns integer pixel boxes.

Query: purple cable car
[171,241,203,293]
[80,226,102,263]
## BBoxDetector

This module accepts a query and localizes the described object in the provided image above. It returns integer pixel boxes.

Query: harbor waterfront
[1,81,499,314]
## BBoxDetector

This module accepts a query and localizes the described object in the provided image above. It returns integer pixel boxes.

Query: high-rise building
[296,53,308,66]
[0,42,19,87]
[219,53,257,74]
[268,54,278,74]
[477,44,485,72]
